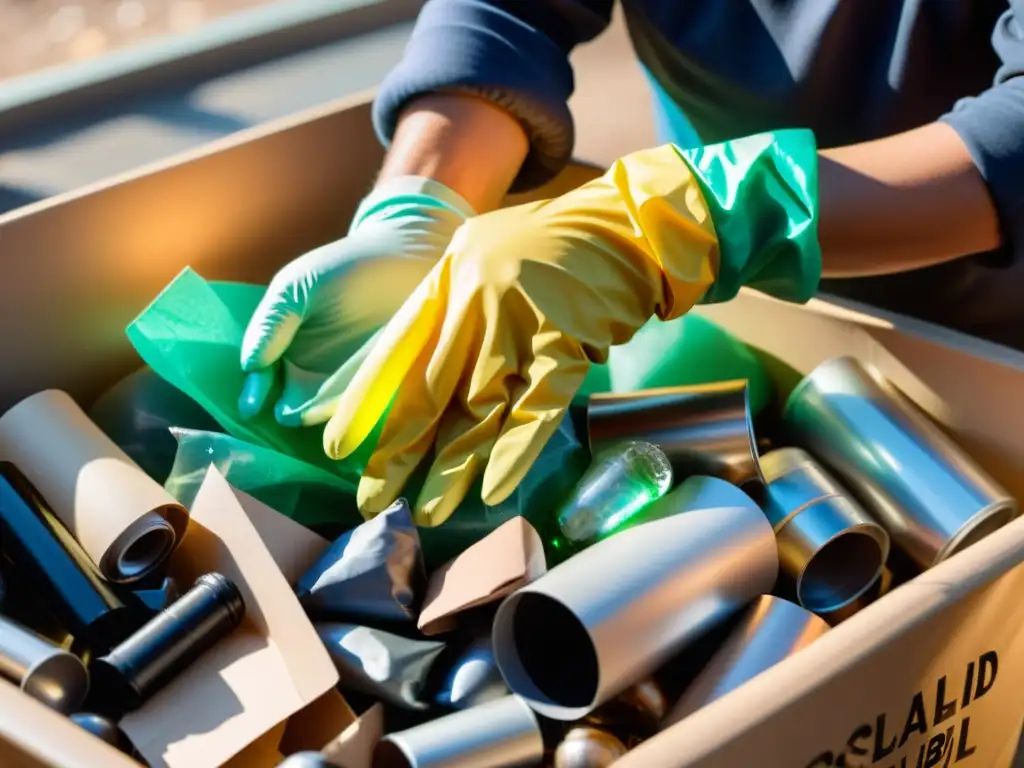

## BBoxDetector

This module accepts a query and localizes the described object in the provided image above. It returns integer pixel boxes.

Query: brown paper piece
[418,517,546,635]
[118,466,338,768]
[321,703,384,768]
[241,490,357,757]
[221,722,288,768]
[0,389,187,582]
[280,689,357,756]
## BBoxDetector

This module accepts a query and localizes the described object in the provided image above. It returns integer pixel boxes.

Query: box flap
[614,515,1024,767]
[0,678,140,768]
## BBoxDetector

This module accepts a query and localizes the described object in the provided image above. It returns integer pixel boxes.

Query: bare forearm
[378,93,529,213]
[818,122,1001,278]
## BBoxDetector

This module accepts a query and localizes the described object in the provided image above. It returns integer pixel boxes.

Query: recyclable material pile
[0,267,1015,768]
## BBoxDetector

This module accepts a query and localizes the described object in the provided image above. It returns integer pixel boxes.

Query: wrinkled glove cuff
[674,129,822,305]
[350,176,477,234]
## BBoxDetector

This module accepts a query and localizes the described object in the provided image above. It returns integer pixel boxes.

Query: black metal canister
[0,462,148,652]
[70,712,141,758]
[92,572,245,712]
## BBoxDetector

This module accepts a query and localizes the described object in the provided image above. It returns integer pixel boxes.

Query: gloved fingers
[274,361,331,427]
[353,324,452,516]
[410,280,532,524]
[354,280,482,517]
[273,330,384,427]
[481,338,590,506]
[356,430,436,519]
[240,284,305,373]
[413,391,511,528]
[237,368,278,420]
[324,269,447,463]
[412,290,540,523]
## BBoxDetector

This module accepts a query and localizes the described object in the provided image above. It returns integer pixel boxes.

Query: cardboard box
[0,91,1020,767]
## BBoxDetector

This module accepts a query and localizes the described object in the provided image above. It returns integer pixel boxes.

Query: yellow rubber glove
[325,131,819,525]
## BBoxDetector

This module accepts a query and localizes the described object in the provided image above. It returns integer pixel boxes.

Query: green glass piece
[674,128,821,305]
[125,267,369,486]
[554,440,673,548]
[164,428,361,530]
[608,313,772,415]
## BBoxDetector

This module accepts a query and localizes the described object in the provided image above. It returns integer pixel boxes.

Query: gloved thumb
[238,368,277,420]
[238,285,304,420]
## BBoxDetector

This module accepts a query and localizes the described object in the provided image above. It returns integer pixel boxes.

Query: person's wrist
[378,93,528,213]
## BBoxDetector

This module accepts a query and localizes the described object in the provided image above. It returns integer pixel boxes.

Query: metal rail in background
[0,0,422,142]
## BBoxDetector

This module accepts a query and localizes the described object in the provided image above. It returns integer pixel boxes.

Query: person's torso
[622,0,1003,148]
[620,0,1022,348]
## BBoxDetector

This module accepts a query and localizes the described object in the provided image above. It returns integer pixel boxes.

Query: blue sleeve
[372,0,614,191]
[940,1,1024,258]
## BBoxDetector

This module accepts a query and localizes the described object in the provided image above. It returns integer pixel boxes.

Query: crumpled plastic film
[89,366,222,484]
[317,622,446,711]
[164,428,361,530]
[295,498,426,624]
[607,313,772,415]
[126,267,370,485]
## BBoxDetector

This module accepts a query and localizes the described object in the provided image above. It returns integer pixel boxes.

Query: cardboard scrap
[117,467,339,768]
[418,517,546,635]
[278,689,356,757]
[321,703,384,768]
[234,487,332,583]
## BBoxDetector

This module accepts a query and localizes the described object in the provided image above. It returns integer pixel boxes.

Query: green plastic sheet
[572,314,770,414]
[572,362,612,404]
[89,366,221,484]
[607,313,771,414]
[126,268,369,486]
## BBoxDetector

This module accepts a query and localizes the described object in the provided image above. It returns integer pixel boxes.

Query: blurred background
[0,0,274,80]
[0,0,653,216]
